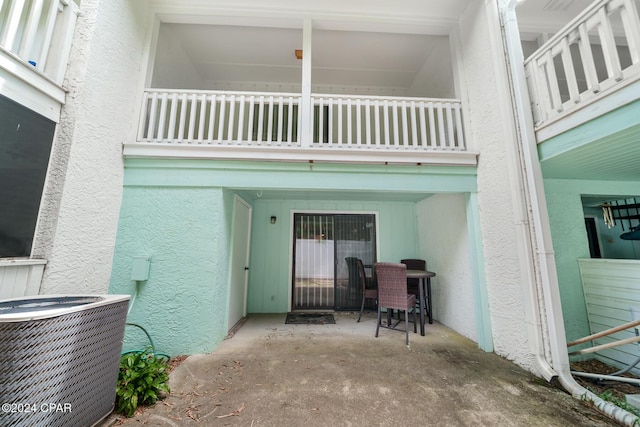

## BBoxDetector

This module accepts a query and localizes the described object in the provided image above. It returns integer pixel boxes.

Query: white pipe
[499,1,639,425]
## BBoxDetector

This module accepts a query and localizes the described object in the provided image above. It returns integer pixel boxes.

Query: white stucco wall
[39,0,151,294]
[456,1,537,371]
[417,194,476,341]
[151,24,205,89]
[407,38,454,98]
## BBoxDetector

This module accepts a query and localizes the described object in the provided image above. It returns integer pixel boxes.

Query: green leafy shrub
[115,349,171,417]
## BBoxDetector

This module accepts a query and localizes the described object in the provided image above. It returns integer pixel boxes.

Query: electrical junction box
[131,256,150,281]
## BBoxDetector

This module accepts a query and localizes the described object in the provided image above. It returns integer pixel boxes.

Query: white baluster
[257,96,265,144]
[266,96,274,144]
[318,97,324,144]
[347,99,353,145]
[207,95,217,142]
[578,23,600,94]
[197,94,207,142]
[392,101,399,147]
[365,99,371,146]
[337,98,343,145]
[176,93,186,142]
[559,38,581,104]
[597,7,623,81]
[277,96,284,143]
[328,100,333,144]
[237,95,246,142]
[247,96,255,143]
[383,100,390,148]
[228,95,236,144]
[436,103,446,148]
[157,92,168,141]
[356,98,362,146]
[286,97,294,145]
[445,104,455,149]
[454,103,465,150]
[217,95,226,142]
[187,93,198,142]
[410,101,418,148]
[619,0,640,65]
[138,91,151,142]
[374,100,381,146]
[419,102,427,149]
[0,0,26,52]
[428,102,436,148]
[18,0,44,59]
[543,52,563,113]
[36,0,60,71]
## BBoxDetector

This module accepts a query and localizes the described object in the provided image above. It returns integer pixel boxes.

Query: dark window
[0,95,55,257]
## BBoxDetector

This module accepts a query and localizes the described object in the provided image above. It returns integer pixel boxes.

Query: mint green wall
[111,158,478,354]
[544,188,591,342]
[544,179,640,342]
[109,186,234,356]
[247,199,419,313]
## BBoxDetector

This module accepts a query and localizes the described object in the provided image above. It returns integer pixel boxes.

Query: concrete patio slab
[102,312,618,426]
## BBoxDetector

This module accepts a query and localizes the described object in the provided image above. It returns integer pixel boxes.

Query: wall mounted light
[295,49,302,60]
[270,216,277,224]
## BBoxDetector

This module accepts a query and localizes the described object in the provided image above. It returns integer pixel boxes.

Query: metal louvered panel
[0,295,129,427]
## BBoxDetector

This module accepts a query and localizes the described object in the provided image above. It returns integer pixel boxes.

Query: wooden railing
[137,89,466,152]
[525,0,640,129]
[311,94,465,150]
[0,0,79,85]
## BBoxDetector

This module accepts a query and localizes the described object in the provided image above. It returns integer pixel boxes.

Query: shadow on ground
[102,312,618,426]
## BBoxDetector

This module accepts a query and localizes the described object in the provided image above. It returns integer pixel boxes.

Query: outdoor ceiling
[540,121,640,182]
[152,0,596,93]
[157,24,450,93]
[239,189,433,203]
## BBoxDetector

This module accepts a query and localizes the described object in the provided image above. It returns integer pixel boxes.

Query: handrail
[524,0,640,129]
[0,0,79,85]
[138,89,467,152]
[567,318,640,347]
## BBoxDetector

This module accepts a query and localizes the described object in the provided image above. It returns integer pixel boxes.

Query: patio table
[406,269,436,336]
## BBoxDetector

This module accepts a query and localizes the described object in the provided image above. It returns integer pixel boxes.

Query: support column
[300,18,313,146]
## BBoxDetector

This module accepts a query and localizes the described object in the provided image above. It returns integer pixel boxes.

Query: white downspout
[499,1,639,424]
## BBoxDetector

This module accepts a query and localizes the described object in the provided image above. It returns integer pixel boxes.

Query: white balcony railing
[136,89,467,156]
[525,0,640,130]
[0,0,79,85]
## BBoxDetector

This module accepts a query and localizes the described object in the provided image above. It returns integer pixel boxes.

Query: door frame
[228,195,252,331]
[288,209,380,312]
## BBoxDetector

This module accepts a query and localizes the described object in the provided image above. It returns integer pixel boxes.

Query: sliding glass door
[292,213,376,310]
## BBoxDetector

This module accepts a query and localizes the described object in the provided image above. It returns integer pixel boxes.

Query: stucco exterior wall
[109,186,232,356]
[38,0,151,294]
[544,188,591,343]
[247,198,419,313]
[417,194,476,341]
[456,1,535,370]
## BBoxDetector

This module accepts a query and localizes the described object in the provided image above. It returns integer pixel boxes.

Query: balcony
[0,0,79,120]
[126,89,476,166]
[524,0,640,141]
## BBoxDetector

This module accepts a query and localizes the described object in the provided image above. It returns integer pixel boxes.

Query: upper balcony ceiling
[154,24,453,96]
[516,0,600,41]
[150,0,599,93]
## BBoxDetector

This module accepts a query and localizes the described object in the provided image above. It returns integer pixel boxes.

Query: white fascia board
[0,50,65,122]
[123,143,479,166]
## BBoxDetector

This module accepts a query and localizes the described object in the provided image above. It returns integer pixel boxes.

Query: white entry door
[228,196,252,332]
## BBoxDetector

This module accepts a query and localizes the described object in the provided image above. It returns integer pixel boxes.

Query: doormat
[285,312,335,325]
